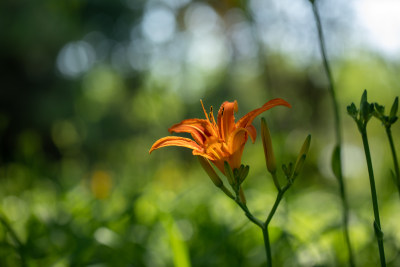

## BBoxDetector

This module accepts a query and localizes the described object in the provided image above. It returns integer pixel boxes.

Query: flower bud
[390,97,398,119]
[238,165,250,185]
[224,161,235,186]
[293,155,306,178]
[198,156,223,188]
[293,135,311,178]
[261,118,276,174]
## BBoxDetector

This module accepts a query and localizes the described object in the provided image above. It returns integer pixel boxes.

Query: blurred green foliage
[1,0,400,266]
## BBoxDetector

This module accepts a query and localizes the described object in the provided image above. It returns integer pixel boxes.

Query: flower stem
[262,227,272,267]
[235,199,264,229]
[385,127,400,195]
[310,2,355,266]
[265,185,290,226]
[360,128,386,267]
[259,183,291,267]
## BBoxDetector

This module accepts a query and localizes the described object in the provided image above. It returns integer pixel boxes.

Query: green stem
[360,129,386,267]
[311,2,340,139]
[385,127,400,194]
[271,172,281,191]
[260,183,291,267]
[311,2,355,266]
[235,200,264,229]
[265,185,290,227]
[234,200,273,267]
[262,227,272,267]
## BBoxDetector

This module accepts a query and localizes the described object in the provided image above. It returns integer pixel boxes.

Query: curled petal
[192,149,216,161]
[237,98,291,128]
[246,125,257,143]
[169,124,206,145]
[217,101,238,141]
[149,136,203,154]
[169,118,217,144]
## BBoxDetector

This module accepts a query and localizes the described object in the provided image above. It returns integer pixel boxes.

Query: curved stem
[310,2,355,266]
[235,200,264,229]
[265,185,290,227]
[386,127,400,195]
[361,129,386,267]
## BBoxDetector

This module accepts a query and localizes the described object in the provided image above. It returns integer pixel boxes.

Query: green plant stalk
[263,183,291,267]
[265,185,290,226]
[310,2,355,266]
[262,227,272,267]
[232,182,292,267]
[233,196,273,266]
[385,127,400,194]
[360,129,386,267]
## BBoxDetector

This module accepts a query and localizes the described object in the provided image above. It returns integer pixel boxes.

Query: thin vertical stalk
[360,129,386,267]
[262,227,272,267]
[386,127,400,194]
[310,2,355,266]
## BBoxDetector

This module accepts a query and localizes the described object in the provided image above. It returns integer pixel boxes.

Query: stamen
[200,99,210,121]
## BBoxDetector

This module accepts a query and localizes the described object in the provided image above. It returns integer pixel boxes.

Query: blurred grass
[1,0,400,266]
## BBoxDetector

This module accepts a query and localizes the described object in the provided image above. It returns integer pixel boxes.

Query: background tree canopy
[0,0,399,266]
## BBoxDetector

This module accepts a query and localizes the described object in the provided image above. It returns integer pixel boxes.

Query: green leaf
[331,145,342,180]
[162,214,191,267]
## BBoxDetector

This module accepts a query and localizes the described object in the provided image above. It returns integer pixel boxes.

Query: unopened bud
[198,156,223,187]
[293,135,311,178]
[293,155,306,178]
[261,118,277,174]
[390,97,398,119]
[238,165,250,185]
[224,161,235,186]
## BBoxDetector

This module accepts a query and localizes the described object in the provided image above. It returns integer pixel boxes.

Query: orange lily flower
[149,99,291,173]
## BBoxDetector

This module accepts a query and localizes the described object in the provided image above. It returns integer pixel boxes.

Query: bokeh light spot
[57,41,96,78]
[141,6,176,44]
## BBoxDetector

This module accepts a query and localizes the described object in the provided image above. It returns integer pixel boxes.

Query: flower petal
[149,136,203,154]
[217,101,238,141]
[246,125,257,143]
[237,98,291,128]
[226,127,249,170]
[169,118,218,144]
